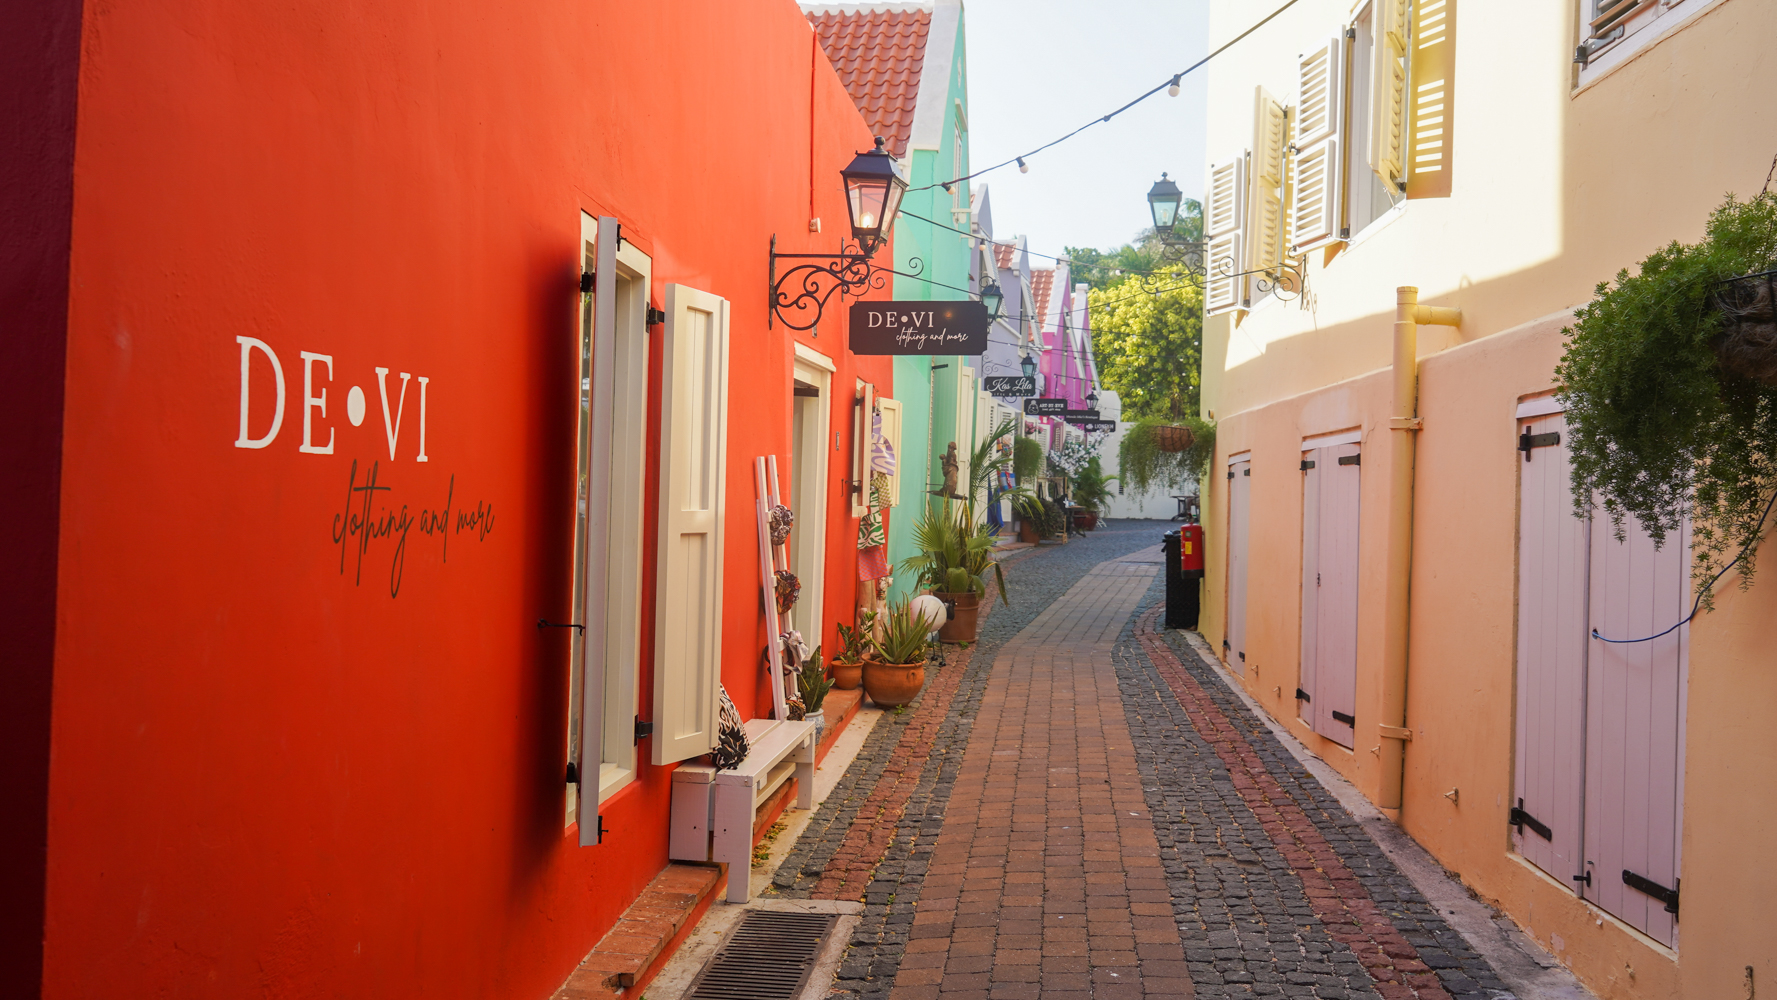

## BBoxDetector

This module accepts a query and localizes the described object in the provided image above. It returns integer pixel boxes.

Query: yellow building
[1195,1,1776,998]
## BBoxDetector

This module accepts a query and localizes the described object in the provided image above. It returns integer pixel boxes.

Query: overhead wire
[910,0,1311,194]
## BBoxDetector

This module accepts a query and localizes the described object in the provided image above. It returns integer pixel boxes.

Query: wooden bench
[668,718,817,902]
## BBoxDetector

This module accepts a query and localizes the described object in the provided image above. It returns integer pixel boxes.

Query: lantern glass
[981,281,1004,318]
[1147,173,1183,235]
[842,137,909,247]
[1020,352,1037,379]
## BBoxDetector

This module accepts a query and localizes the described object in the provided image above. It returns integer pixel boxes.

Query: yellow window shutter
[877,397,904,507]
[1290,37,1344,251]
[652,283,731,766]
[1406,0,1455,199]
[1370,0,1410,191]
[1203,154,1247,315]
[1247,88,1289,278]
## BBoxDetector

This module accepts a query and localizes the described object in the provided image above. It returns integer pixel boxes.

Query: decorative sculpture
[933,441,964,499]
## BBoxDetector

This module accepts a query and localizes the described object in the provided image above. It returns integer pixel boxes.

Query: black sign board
[983,375,1036,397]
[1063,409,1100,421]
[849,301,990,355]
[1023,397,1066,416]
[1083,420,1118,433]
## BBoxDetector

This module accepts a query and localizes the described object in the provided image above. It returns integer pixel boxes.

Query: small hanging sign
[1081,419,1118,432]
[849,301,990,355]
[983,375,1036,397]
[1024,397,1066,416]
[1063,409,1101,421]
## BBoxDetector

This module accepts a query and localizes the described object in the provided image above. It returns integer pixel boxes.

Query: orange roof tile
[806,6,931,158]
[992,241,1017,272]
[1031,269,1055,327]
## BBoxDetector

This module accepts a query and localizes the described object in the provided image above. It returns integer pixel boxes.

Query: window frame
[1575,0,1727,89]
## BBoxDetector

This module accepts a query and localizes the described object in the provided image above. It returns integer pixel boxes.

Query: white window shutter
[1204,155,1247,315]
[1406,0,1455,199]
[878,397,904,506]
[1248,88,1289,277]
[1370,0,1410,191]
[576,216,620,844]
[1291,37,1345,251]
[652,284,731,766]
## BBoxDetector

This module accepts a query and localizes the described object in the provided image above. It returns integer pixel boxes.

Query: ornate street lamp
[1087,386,1100,410]
[1147,173,1183,236]
[842,137,909,253]
[768,137,917,330]
[1019,350,1037,380]
[980,279,1004,319]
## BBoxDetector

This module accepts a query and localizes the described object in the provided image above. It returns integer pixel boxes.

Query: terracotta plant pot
[830,659,863,691]
[1080,511,1099,530]
[1018,520,1039,544]
[934,591,980,643]
[862,659,926,708]
[1153,424,1194,453]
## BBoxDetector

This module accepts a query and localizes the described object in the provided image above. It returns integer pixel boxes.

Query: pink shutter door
[1298,451,1321,726]
[1316,443,1361,748]
[1227,460,1252,673]
[1511,414,1588,883]
[1584,513,1687,947]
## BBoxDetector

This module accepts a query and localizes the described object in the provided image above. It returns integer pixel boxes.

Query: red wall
[43,2,887,997]
[1,4,84,997]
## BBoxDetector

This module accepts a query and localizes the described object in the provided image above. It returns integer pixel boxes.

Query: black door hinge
[1572,870,1591,887]
[1337,454,1361,466]
[634,717,654,744]
[1301,459,1316,471]
[1622,870,1680,916]
[1331,710,1355,726]
[1295,688,1312,702]
[565,761,579,784]
[1519,430,1560,461]
[597,815,608,844]
[1228,470,1235,480]
[580,271,594,294]
[647,306,667,327]
[1510,798,1553,841]
[1238,651,1245,661]
[1223,638,1231,648]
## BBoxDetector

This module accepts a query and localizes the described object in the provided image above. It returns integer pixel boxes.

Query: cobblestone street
[782,523,1520,1000]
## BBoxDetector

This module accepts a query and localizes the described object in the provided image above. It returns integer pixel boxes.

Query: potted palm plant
[902,501,1008,642]
[862,598,931,708]
[1069,457,1118,530]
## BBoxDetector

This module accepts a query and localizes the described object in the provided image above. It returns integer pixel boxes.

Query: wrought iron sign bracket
[768,233,918,331]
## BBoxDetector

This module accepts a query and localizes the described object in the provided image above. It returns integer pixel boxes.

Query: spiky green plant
[1070,457,1119,515]
[899,500,1009,604]
[797,645,833,713]
[967,415,1039,527]
[871,598,932,664]
[834,615,873,664]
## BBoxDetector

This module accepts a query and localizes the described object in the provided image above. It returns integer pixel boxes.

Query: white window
[570,214,652,840]
[1203,155,1247,316]
[1247,87,1290,295]
[789,346,834,659]
[1344,3,1406,239]
[1576,0,1726,84]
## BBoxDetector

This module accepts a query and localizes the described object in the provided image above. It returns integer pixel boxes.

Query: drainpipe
[1378,286,1460,817]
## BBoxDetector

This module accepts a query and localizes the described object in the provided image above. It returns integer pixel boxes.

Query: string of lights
[896,208,1194,279]
[909,0,1310,194]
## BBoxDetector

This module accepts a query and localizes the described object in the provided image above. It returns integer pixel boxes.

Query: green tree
[1066,201,1204,292]
[1088,267,1203,420]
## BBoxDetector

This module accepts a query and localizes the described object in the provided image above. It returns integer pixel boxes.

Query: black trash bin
[1163,530,1202,630]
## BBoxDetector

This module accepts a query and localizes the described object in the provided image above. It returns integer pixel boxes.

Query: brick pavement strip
[891,553,1191,1000]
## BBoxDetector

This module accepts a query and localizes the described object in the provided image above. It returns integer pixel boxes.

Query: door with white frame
[1225,454,1252,675]
[790,346,834,649]
[1298,434,1360,748]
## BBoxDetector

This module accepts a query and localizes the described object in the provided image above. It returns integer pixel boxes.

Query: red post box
[1178,523,1205,573]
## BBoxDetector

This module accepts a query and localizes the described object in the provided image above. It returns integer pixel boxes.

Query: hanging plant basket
[1152,424,1194,453]
[1712,269,1777,385]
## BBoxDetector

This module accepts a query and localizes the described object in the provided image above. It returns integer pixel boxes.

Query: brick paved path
[794,534,1510,1000]
[896,551,1187,1000]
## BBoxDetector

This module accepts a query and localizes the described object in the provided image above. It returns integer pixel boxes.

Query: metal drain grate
[685,910,838,1000]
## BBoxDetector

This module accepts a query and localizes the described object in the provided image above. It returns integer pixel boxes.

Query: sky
[963,0,1210,262]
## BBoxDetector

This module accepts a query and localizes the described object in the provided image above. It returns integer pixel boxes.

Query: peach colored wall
[1198,3,1777,996]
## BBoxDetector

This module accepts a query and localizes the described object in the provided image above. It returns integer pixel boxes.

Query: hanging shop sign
[1081,420,1118,433]
[849,301,990,355]
[983,375,1036,397]
[1062,409,1101,424]
[1024,397,1066,416]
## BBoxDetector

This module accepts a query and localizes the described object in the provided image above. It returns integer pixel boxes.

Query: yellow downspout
[1379,287,1459,817]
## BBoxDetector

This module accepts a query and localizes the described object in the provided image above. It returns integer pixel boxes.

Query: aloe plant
[833,614,873,664]
[871,599,932,665]
[797,645,833,713]
[899,500,1009,604]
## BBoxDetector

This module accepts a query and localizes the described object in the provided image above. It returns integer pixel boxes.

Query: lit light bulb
[860,212,875,227]
[1167,74,1182,98]
[1017,157,1028,174]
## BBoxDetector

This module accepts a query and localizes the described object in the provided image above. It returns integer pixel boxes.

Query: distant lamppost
[980,279,1004,319]
[1087,386,1100,410]
[1019,350,1037,380]
[769,137,915,329]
